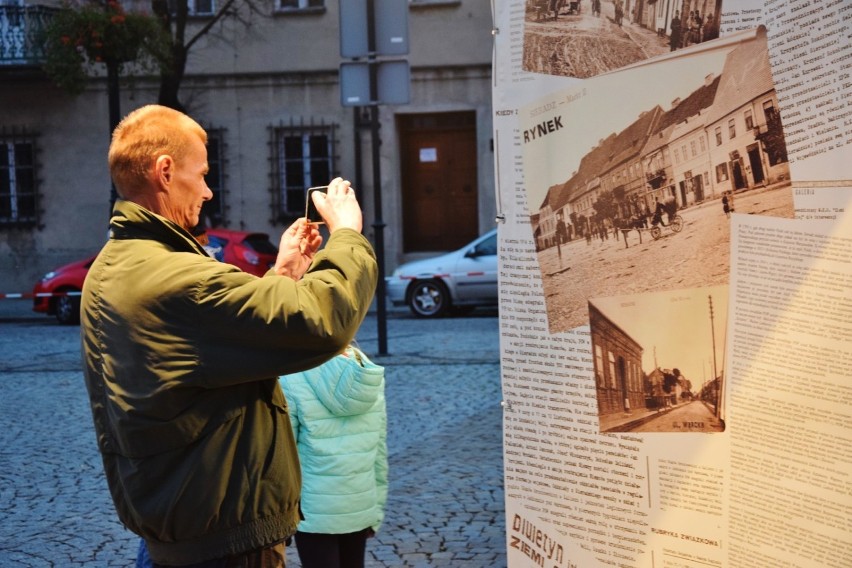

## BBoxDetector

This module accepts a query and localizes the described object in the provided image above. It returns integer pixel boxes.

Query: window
[744,109,754,130]
[673,148,680,164]
[0,132,38,228]
[690,140,697,158]
[472,232,497,256]
[608,351,617,389]
[728,118,736,139]
[270,121,336,223]
[715,126,722,146]
[763,100,778,122]
[277,0,324,10]
[595,344,604,387]
[699,135,706,153]
[189,0,215,15]
[200,128,226,227]
[715,163,729,182]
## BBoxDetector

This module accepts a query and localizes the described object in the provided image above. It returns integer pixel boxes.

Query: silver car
[385,229,498,318]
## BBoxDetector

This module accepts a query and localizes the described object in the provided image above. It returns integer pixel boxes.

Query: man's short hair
[108,105,207,199]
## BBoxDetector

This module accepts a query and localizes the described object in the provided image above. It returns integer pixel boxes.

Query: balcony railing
[0,5,58,66]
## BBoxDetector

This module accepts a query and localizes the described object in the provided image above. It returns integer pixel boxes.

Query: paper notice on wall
[726,210,852,566]
[763,0,852,181]
[494,1,852,567]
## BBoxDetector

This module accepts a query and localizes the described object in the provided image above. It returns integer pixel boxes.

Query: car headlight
[41,271,57,282]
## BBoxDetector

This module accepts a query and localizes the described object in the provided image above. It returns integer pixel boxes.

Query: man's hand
[274,218,322,280]
[311,177,363,233]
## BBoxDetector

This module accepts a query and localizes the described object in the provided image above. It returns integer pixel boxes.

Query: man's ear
[154,154,174,191]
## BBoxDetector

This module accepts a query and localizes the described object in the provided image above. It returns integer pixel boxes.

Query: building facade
[589,302,645,418]
[532,31,788,240]
[0,0,495,294]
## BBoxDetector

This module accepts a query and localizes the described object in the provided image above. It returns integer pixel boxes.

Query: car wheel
[55,293,81,325]
[408,279,450,318]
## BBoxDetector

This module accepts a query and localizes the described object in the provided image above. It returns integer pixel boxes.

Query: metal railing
[0,5,58,66]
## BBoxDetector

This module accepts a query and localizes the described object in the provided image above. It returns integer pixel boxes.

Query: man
[670,11,681,51]
[555,212,569,268]
[81,105,378,567]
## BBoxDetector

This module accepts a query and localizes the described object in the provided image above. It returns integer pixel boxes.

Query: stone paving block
[1,313,506,567]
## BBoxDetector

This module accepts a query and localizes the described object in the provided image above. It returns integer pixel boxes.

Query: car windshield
[244,234,278,254]
[473,233,497,256]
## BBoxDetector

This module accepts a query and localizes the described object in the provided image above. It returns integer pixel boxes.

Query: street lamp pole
[367,0,388,355]
[709,294,720,416]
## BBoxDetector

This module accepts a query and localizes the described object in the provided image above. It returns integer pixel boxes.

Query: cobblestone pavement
[0,304,505,567]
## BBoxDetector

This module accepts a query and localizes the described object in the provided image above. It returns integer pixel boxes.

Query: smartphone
[305,186,328,224]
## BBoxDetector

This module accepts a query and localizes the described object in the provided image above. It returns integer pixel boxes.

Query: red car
[31,255,96,325]
[203,228,279,278]
[32,228,279,324]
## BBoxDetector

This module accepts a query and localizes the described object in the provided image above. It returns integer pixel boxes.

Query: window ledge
[410,0,462,9]
[274,6,327,17]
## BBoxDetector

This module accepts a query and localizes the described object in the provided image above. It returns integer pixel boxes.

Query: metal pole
[709,295,720,416]
[107,59,121,216]
[368,0,388,355]
[353,107,364,203]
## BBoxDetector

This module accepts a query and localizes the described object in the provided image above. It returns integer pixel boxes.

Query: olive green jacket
[80,200,377,565]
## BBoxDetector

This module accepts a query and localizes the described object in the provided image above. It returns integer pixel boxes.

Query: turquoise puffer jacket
[279,347,388,534]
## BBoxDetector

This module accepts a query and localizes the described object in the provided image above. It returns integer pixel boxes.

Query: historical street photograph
[588,285,727,433]
[523,0,724,79]
[520,28,793,333]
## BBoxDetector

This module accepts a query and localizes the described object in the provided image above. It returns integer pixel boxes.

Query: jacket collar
[109,199,210,257]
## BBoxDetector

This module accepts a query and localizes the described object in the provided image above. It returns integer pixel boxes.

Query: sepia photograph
[522,0,724,79]
[589,285,727,433]
[521,28,793,333]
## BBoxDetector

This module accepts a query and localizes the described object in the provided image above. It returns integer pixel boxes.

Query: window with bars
[270,122,336,223]
[0,131,38,228]
[200,128,226,227]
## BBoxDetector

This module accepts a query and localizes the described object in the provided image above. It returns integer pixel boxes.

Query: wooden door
[398,112,479,252]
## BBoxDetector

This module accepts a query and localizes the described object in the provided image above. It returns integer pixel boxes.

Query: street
[0,305,505,568]
[628,400,724,433]
[603,399,725,433]
[538,185,794,332]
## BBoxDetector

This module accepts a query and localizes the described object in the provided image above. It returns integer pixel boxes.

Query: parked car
[32,228,279,325]
[203,228,279,277]
[31,255,96,325]
[385,228,498,318]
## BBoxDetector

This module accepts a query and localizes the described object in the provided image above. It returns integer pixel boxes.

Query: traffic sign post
[340,60,410,107]
[339,0,410,356]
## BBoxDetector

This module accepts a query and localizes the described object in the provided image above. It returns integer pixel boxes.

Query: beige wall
[0,1,494,293]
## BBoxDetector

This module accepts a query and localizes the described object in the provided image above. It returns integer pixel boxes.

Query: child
[280,346,388,568]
